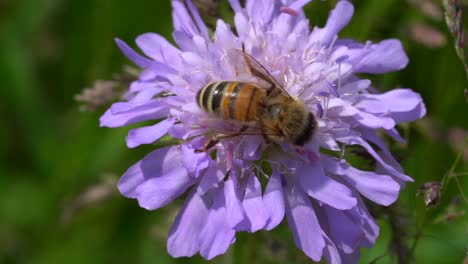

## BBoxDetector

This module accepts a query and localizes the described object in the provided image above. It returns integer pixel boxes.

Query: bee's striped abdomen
[196,81,265,123]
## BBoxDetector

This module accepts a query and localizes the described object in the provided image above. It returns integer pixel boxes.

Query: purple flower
[101,0,426,262]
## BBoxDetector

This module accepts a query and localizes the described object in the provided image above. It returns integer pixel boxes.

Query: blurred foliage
[0,0,467,264]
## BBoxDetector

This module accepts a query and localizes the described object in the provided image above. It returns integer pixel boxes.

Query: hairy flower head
[100,0,426,262]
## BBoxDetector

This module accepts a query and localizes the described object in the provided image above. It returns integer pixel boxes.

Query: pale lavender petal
[115,38,152,68]
[185,0,210,39]
[353,111,396,130]
[214,20,241,50]
[310,1,354,45]
[298,161,357,210]
[386,128,407,143]
[197,162,226,194]
[289,0,314,10]
[227,0,242,13]
[240,135,262,160]
[238,173,269,232]
[246,0,275,24]
[100,101,169,128]
[117,146,184,198]
[172,31,195,52]
[337,136,413,182]
[345,197,380,246]
[181,143,210,177]
[378,89,426,123]
[323,232,343,264]
[355,89,426,123]
[127,85,166,104]
[326,206,363,254]
[224,175,246,228]
[264,169,285,230]
[234,13,249,41]
[126,117,176,148]
[168,190,209,257]
[109,100,166,115]
[284,181,325,261]
[324,157,400,206]
[135,33,182,66]
[135,165,193,210]
[172,0,199,38]
[352,39,409,74]
[199,188,236,260]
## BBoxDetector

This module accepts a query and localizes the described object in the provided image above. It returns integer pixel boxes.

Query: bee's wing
[226,49,293,99]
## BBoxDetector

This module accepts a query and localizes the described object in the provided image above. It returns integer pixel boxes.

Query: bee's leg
[194,132,241,153]
[194,137,220,153]
[222,169,231,181]
[239,125,249,133]
[194,125,255,153]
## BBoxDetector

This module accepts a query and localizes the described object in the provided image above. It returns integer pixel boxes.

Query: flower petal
[115,38,152,68]
[355,89,426,124]
[172,0,199,38]
[263,169,285,230]
[126,117,176,148]
[298,161,357,210]
[168,190,209,257]
[199,187,236,260]
[135,165,193,210]
[181,143,210,177]
[351,39,409,74]
[224,175,247,229]
[337,136,413,182]
[309,1,354,45]
[345,197,379,246]
[289,0,314,10]
[238,173,269,232]
[214,20,241,50]
[227,0,242,13]
[246,0,275,25]
[284,181,325,261]
[324,156,400,206]
[197,162,226,194]
[185,0,210,39]
[323,232,343,264]
[326,206,364,254]
[135,33,182,67]
[100,101,169,128]
[117,146,184,198]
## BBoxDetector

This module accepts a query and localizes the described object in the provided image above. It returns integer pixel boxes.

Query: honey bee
[195,49,316,152]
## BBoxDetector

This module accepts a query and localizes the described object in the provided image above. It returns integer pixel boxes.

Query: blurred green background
[0,0,467,263]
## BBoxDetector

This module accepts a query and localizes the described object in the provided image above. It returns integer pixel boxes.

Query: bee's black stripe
[202,83,216,111]
[211,81,229,114]
[228,83,242,119]
[245,87,257,120]
[294,113,316,146]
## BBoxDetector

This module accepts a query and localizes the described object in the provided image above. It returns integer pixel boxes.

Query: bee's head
[280,102,316,146]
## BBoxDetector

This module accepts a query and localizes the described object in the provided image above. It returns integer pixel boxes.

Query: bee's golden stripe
[244,87,257,121]
[246,86,265,122]
[231,83,258,122]
[197,81,266,122]
[229,83,242,120]
[220,82,238,119]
